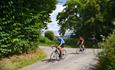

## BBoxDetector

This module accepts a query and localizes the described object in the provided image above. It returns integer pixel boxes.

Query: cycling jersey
[57,37,65,48]
[58,37,65,44]
[79,36,84,45]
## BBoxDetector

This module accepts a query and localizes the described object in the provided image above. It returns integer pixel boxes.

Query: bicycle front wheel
[50,51,59,60]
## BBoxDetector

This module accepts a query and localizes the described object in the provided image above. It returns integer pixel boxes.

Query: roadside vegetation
[95,31,115,70]
[0,0,115,70]
[39,36,56,46]
[0,49,46,70]
[0,0,56,70]
[57,0,115,70]
[39,31,56,46]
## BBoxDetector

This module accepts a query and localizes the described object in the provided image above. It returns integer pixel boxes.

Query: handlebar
[51,46,58,49]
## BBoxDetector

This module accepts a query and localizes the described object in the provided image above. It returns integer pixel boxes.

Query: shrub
[65,38,78,48]
[95,33,115,70]
[0,0,56,57]
[39,37,55,46]
[39,37,50,43]
[45,31,55,41]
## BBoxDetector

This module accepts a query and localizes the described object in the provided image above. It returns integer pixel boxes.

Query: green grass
[65,45,77,48]
[39,43,54,46]
[0,49,46,70]
[39,43,77,48]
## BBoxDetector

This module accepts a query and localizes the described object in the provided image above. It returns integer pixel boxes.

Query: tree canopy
[0,0,57,57]
[57,0,115,38]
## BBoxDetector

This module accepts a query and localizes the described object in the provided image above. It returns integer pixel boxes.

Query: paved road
[21,46,99,70]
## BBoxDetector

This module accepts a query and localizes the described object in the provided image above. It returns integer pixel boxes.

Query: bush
[95,33,115,70]
[0,0,56,57]
[39,37,55,46]
[39,37,50,43]
[65,38,78,48]
[45,31,55,41]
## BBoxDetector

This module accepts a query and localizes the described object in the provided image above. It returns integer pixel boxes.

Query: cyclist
[57,36,65,58]
[78,36,85,51]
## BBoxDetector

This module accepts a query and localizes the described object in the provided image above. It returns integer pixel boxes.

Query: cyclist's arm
[81,40,84,45]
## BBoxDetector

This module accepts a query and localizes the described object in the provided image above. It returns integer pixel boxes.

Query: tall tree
[0,0,57,56]
[57,0,115,38]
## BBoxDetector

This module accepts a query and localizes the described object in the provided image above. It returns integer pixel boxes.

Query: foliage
[65,38,78,47]
[57,0,115,39]
[39,37,50,43]
[39,37,55,45]
[0,49,46,70]
[95,32,115,70]
[0,0,56,57]
[45,31,55,41]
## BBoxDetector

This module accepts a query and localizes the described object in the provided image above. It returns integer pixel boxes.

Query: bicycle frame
[50,46,67,60]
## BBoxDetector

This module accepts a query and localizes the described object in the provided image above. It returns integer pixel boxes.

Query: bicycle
[76,43,85,54]
[50,46,67,60]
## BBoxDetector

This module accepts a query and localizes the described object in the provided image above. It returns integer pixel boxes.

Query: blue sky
[47,0,66,36]
[58,0,66,5]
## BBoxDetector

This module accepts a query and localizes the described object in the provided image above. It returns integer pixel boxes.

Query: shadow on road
[42,59,60,63]
[68,51,85,54]
[69,52,79,54]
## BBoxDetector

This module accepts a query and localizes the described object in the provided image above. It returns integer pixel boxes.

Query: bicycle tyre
[50,51,59,60]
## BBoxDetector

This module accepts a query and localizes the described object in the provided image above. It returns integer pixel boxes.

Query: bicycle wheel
[50,51,59,60]
[62,49,67,59]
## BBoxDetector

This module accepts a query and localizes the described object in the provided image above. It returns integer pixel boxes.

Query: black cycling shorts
[60,44,64,48]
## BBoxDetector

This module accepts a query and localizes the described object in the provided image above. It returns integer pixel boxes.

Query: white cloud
[50,4,65,21]
[47,4,65,36]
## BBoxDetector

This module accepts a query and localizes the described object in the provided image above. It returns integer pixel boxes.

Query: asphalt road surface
[21,46,99,70]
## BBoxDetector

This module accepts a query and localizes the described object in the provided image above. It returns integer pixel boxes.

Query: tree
[45,31,55,41]
[0,0,56,57]
[57,0,115,38]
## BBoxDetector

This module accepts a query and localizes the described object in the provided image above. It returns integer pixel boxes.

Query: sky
[47,0,66,36]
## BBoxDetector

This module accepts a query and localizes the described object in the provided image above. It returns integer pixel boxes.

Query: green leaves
[0,0,56,57]
[57,0,115,38]
[45,31,55,41]
[96,32,115,70]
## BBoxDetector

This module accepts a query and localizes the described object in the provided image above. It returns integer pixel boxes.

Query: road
[21,46,99,70]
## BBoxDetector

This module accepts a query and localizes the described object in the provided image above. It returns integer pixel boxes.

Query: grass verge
[0,48,46,70]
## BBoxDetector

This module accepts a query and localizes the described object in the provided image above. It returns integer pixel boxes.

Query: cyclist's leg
[79,45,82,51]
[61,44,64,54]
[59,44,64,58]
[82,44,85,51]
[57,46,62,58]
